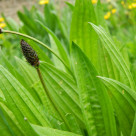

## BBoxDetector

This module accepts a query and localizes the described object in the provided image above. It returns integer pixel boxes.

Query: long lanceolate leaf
[0,107,15,136]
[90,23,136,90]
[37,21,70,68]
[40,62,82,117]
[0,65,52,135]
[131,113,136,136]
[15,58,73,130]
[98,76,136,136]
[31,124,82,136]
[0,103,24,136]
[49,35,66,71]
[70,0,98,67]
[71,42,117,136]
[95,0,119,80]
[15,57,46,105]
[40,62,83,134]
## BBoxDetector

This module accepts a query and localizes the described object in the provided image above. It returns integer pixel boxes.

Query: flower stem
[36,67,70,130]
[2,30,72,75]
[1,29,73,131]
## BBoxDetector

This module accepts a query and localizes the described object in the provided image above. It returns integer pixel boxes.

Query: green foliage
[70,0,98,67]
[71,42,117,136]
[32,124,82,136]
[0,0,136,136]
[98,76,136,136]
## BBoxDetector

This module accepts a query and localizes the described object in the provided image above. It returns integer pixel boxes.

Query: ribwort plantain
[20,39,67,127]
[20,39,40,67]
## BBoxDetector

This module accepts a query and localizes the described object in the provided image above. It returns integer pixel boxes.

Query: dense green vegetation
[0,0,136,135]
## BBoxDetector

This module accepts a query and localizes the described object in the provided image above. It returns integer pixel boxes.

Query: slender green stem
[2,30,72,75]
[36,68,51,103]
[36,67,70,130]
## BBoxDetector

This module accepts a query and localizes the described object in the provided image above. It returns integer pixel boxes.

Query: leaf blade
[71,42,117,136]
[32,124,82,136]
[98,76,136,136]
[90,23,135,89]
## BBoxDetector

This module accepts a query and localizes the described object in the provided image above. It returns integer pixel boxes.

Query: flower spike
[20,39,40,67]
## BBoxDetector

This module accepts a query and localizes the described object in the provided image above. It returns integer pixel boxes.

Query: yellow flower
[121,1,125,5]
[92,0,97,4]
[0,18,4,23]
[104,12,111,20]
[128,4,133,9]
[132,3,136,8]
[39,0,49,5]
[0,23,6,28]
[111,9,117,14]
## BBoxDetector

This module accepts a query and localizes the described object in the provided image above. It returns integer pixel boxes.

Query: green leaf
[17,11,37,33]
[37,21,70,68]
[40,62,83,134]
[15,57,43,104]
[2,13,19,31]
[15,58,67,130]
[71,42,117,136]
[90,23,136,90]
[0,103,24,136]
[44,2,68,40]
[0,65,51,135]
[49,35,66,71]
[65,1,74,11]
[95,0,119,81]
[31,124,82,136]
[98,76,136,136]
[95,0,109,32]
[0,107,15,136]
[40,62,81,116]
[31,81,62,120]
[0,50,30,90]
[70,0,98,67]
[131,113,136,136]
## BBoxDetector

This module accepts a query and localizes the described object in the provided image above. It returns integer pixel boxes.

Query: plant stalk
[36,67,70,130]
[2,30,72,75]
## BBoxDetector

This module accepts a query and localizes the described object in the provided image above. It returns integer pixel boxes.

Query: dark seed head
[20,39,39,67]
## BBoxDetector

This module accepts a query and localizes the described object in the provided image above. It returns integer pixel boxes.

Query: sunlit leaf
[71,42,117,136]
